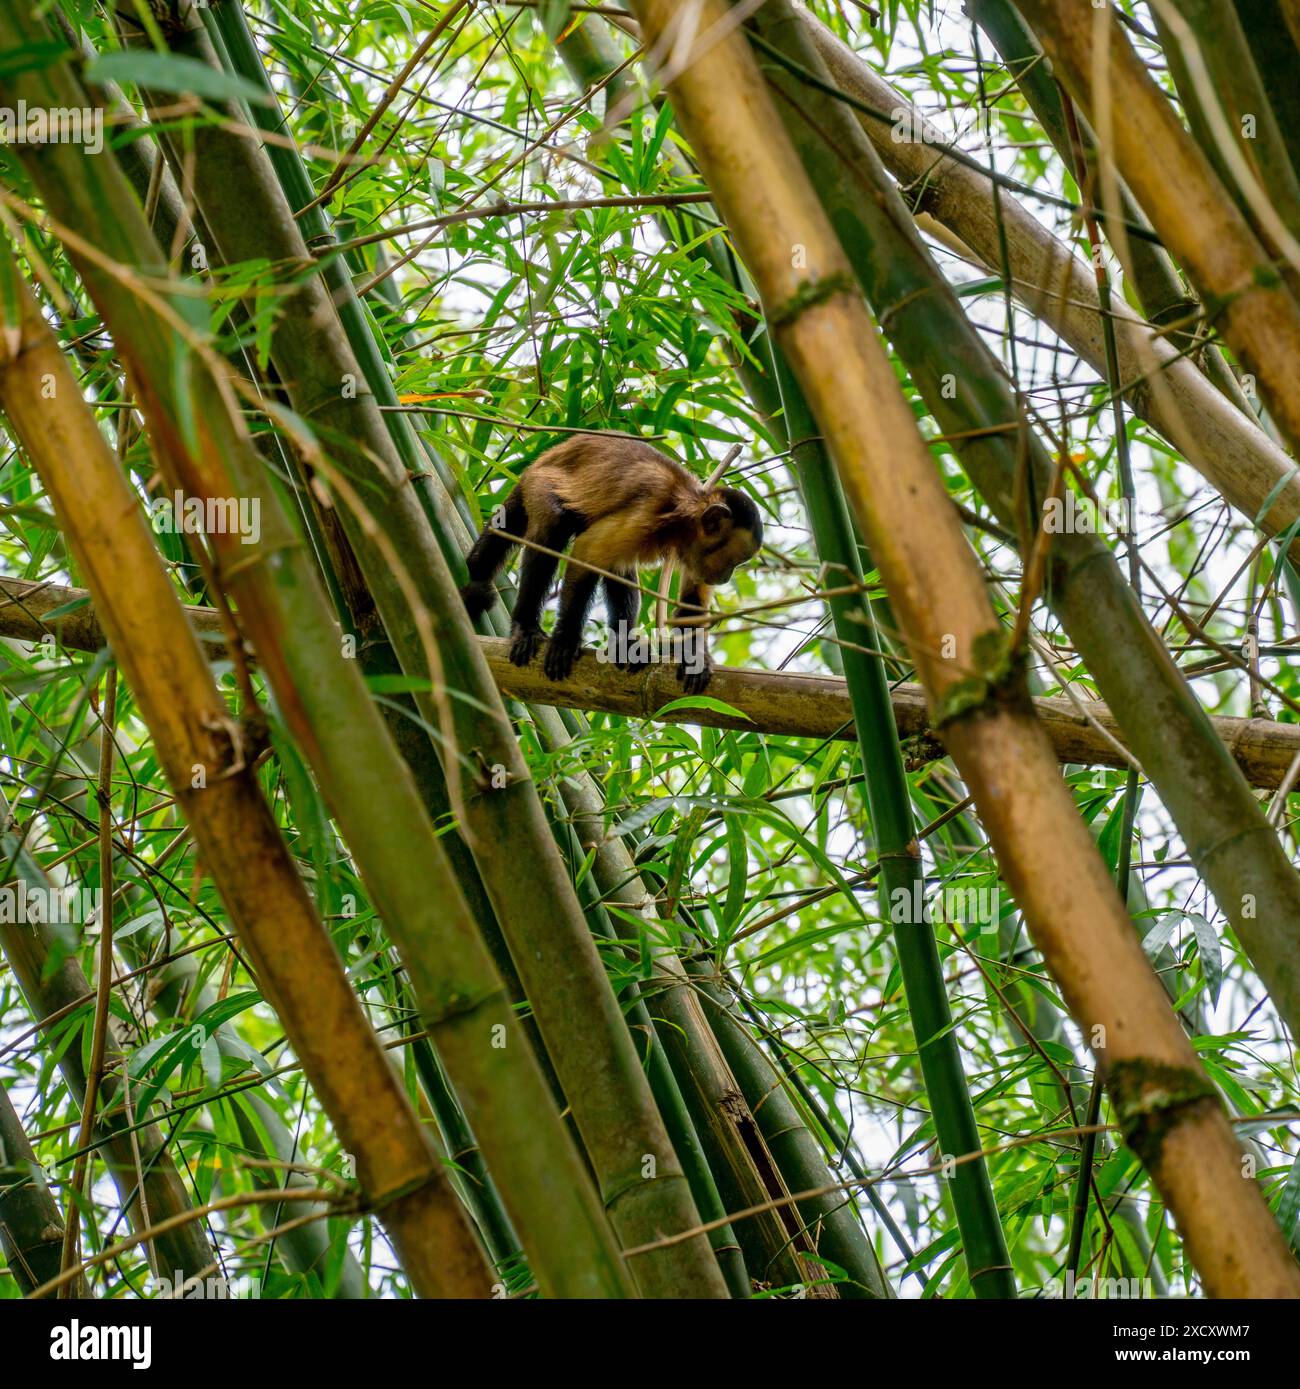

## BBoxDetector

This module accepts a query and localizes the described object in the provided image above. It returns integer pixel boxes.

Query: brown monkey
[461,434,763,692]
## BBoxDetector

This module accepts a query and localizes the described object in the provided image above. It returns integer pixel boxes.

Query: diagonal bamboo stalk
[0,256,494,1297]
[626,0,1300,1298]
[963,0,1252,412]
[802,18,1300,552]
[1014,0,1300,461]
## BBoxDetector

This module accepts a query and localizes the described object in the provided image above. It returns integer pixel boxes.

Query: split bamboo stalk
[0,258,493,1297]
[1015,0,1300,462]
[626,0,1300,1298]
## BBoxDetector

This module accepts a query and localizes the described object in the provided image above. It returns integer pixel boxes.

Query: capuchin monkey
[461,435,763,693]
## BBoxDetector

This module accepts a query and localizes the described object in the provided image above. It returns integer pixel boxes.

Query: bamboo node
[1106,1058,1219,1165]
[932,629,1026,728]
[769,271,857,328]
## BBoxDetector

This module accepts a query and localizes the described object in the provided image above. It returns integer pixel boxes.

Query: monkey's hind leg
[461,487,526,620]
[602,569,648,671]
[544,540,602,681]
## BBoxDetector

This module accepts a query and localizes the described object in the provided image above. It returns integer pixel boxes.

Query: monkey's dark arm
[602,569,647,670]
[671,580,713,694]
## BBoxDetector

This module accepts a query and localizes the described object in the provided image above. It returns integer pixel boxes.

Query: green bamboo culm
[769,345,1016,1297]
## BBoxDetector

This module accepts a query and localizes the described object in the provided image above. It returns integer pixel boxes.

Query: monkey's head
[689,487,763,586]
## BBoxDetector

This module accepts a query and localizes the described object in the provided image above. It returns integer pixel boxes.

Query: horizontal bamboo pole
[7,576,1296,789]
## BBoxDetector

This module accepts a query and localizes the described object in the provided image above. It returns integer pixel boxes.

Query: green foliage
[0,0,1294,1302]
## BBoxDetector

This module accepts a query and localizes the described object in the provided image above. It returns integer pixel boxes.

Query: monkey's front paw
[509,627,543,667]
[677,656,713,695]
[544,639,581,682]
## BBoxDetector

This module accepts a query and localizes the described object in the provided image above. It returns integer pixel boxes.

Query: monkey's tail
[461,486,526,619]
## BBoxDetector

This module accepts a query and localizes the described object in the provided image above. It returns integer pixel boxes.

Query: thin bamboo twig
[58,668,118,1293]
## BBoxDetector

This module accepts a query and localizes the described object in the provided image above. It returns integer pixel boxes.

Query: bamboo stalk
[0,255,493,1297]
[626,0,1300,1298]
[58,666,117,1295]
[1015,0,1300,461]
[767,347,1013,1295]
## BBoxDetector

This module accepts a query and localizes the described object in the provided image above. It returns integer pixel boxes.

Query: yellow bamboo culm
[0,258,493,1299]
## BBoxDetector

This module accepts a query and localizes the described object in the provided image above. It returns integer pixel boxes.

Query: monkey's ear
[701,502,731,536]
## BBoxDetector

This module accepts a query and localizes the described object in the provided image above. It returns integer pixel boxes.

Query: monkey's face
[691,515,762,586]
